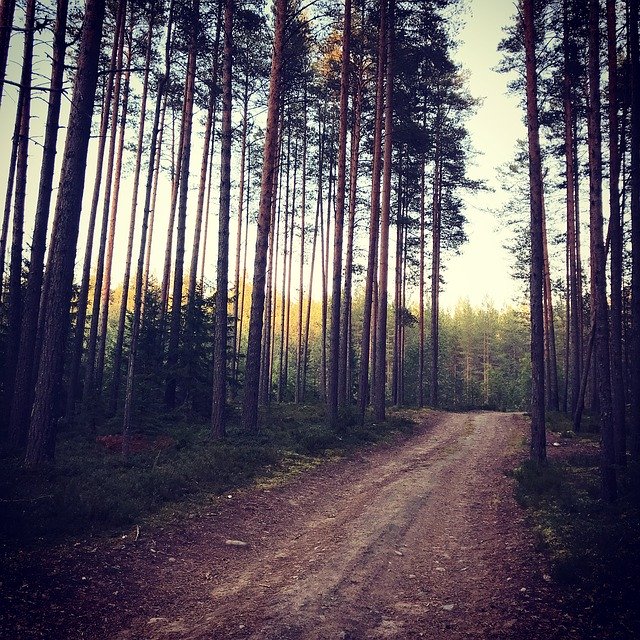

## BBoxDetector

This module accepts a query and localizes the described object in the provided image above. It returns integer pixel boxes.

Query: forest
[0,0,639,635]
[0,0,638,513]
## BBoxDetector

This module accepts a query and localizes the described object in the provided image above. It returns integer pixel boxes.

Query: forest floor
[0,411,611,639]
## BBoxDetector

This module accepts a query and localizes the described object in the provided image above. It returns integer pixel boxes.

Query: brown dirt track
[1,411,587,639]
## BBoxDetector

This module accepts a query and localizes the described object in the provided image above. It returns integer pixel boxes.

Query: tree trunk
[628,0,640,463]
[25,0,106,465]
[165,0,198,409]
[418,109,426,407]
[0,0,16,108]
[190,0,222,304]
[542,201,560,410]
[358,2,385,422]
[211,0,232,438]
[241,0,286,431]
[109,10,154,411]
[373,0,393,422]
[142,88,169,301]
[587,0,616,501]
[295,86,308,403]
[563,0,580,416]
[277,126,292,403]
[83,9,127,410]
[607,0,626,465]
[327,0,351,426]
[339,69,362,407]
[430,128,441,407]
[523,0,547,464]
[122,2,174,455]
[67,2,125,418]
[0,98,19,305]
[96,31,132,393]
[4,0,35,438]
[302,116,324,402]
[8,0,69,446]
[232,72,249,388]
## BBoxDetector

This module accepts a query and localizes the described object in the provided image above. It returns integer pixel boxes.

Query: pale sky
[0,0,525,312]
[441,0,523,310]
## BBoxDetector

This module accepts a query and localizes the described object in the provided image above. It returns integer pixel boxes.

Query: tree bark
[339,68,362,407]
[242,0,286,431]
[327,0,351,426]
[430,127,441,407]
[95,30,132,393]
[587,0,616,501]
[122,2,174,455]
[0,0,16,107]
[67,1,125,418]
[165,0,198,409]
[189,0,222,305]
[628,0,640,463]
[373,0,393,423]
[523,0,547,464]
[4,0,35,438]
[8,0,68,446]
[542,200,560,410]
[358,0,385,422]
[563,0,580,416]
[232,71,249,388]
[295,86,308,403]
[83,8,127,410]
[607,0,626,465]
[25,0,106,465]
[211,0,232,438]
[109,10,154,411]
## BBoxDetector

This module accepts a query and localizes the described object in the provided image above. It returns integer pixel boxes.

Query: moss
[513,441,640,636]
[0,403,416,545]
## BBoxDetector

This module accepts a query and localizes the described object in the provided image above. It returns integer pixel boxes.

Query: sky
[0,0,527,312]
[440,0,525,310]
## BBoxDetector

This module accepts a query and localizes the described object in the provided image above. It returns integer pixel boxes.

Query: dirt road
[2,411,582,639]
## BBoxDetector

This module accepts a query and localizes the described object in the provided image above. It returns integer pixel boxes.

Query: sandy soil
[1,411,585,639]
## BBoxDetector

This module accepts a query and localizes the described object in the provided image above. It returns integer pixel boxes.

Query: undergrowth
[0,404,414,545]
[514,412,640,638]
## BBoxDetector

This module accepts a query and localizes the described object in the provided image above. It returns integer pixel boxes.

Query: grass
[513,413,640,638]
[0,403,415,546]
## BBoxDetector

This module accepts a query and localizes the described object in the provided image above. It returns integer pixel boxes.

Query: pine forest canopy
[0,0,637,508]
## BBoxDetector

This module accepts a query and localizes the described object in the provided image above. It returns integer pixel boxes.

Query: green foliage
[0,404,414,545]
[513,444,640,636]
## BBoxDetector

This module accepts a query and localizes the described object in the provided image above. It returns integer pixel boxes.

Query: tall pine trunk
[295,87,308,403]
[373,0,393,422]
[96,31,132,393]
[0,0,16,107]
[8,0,69,446]
[165,0,198,409]
[430,128,441,407]
[25,0,106,465]
[211,0,233,438]
[607,0,626,465]
[339,70,362,406]
[122,2,174,454]
[563,0,580,416]
[83,11,127,409]
[587,0,616,501]
[523,0,547,464]
[109,11,154,411]
[242,0,286,431]
[358,1,385,422]
[628,0,640,463]
[67,2,125,418]
[4,0,35,436]
[327,0,351,426]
